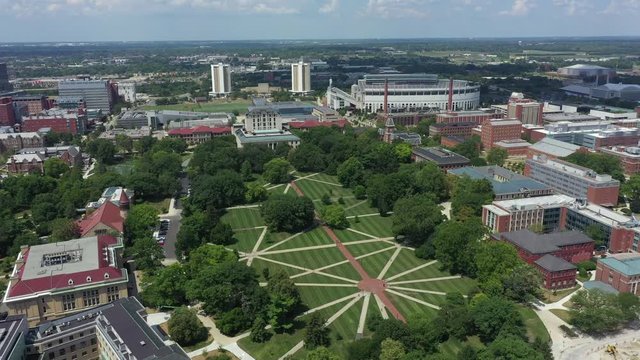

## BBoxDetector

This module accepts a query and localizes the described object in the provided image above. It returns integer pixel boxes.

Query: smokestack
[448,78,454,112]
[384,78,389,115]
[596,74,600,86]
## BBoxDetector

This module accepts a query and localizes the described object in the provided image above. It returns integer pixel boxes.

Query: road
[161,158,191,264]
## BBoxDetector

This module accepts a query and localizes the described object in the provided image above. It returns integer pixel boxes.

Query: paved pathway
[289,180,406,323]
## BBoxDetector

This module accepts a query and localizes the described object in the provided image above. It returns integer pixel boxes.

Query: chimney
[448,78,454,112]
[383,78,389,115]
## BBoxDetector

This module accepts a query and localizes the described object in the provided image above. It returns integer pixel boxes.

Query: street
[161,165,190,264]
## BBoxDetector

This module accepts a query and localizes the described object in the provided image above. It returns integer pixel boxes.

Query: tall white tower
[210,63,231,97]
[291,61,311,94]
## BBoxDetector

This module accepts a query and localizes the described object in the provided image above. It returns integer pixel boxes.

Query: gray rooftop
[501,229,593,255]
[235,128,300,144]
[21,236,102,280]
[529,137,581,158]
[0,315,27,360]
[583,280,619,294]
[412,147,470,165]
[449,166,552,197]
[535,254,577,272]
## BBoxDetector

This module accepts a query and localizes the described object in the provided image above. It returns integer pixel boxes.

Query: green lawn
[235,173,478,359]
[221,208,264,229]
[519,306,551,343]
[143,99,252,114]
[550,308,572,324]
[108,158,136,175]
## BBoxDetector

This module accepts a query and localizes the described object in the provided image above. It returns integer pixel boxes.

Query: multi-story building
[483,195,640,253]
[449,166,554,200]
[599,146,640,175]
[115,111,154,129]
[377,111,433,127]
[327,74,480,113]
[77,202,126,238]
[167,126,232,145]
[0,132,43,152]
[0,315,27,360]
[429,122,475,138]
[411,147,470,170]
[0,97,15,126]
[530,121,640,150]
[312,106,340,122]
[596,253,640,295]
[480,119,522,150]
[85,187,133,210]
[3,235,128,326]
[558,64,616,79]
[291,61,311,94]
[527,137,583,160]
[543,112,600,124]
[525,155,620,206]
[57,96,86,110]
[21,110,87,134]
[116,81,136,103]
[436,110,502,125]
[210,63,231,97]
[58,80,113,114]
[507,96,543,126]
[493,139,531,156]
[245,106,282,132]
[24,297,189,360]
[0,63,12,92]
[6,153,45,174]
[498,230,594,289]
[11,95,48,115]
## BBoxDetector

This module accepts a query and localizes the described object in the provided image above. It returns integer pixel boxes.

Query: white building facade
[210,63,231,97]
[326,74,480,113]
[291,61,311,94]
[117,82,136,103]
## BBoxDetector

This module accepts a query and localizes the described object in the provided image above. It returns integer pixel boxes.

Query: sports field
[223,173,477,359]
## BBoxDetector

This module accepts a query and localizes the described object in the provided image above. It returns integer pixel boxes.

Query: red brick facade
[436,111,501,125]
[595,258,640,295]
[481,119,523,150]
[0,97,15,126]
[535,265,577,290]
[22,116,84,134]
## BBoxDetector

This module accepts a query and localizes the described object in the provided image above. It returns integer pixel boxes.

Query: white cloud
[319,0,338,13]
[452,0,490,12]
[552,0,590,15]
[0,0,302,16]
[500,0,534,15]
[602,0,640,14]
[365,0,434,18]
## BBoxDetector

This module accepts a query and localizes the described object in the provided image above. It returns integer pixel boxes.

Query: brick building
[429,122,475,138]
[0,96,15,126]
[449,165,553,200]
[167,125,232,145]
[435,110,502,125]
[411,147,470,170]
[525,155,620,206]
[6,153,45,174]
[21,110,86,134]
[599,146,640,174]
[531,121,640,150]
[493,139,531,156]
[0,132,43,152]
[596,253,640,295]
[498,230,593,289]
[12,95,49,115]
[481,119,522,150]
[508,100,543,126]
[3,235,128,326]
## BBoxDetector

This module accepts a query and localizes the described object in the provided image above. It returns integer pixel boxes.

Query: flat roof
[0,316,27,360]
[412,147,470,165]
[583,280,619,294]
[567,203,636,228]
[449,166,551,196]
[528,156,618,184]
[599,254,640,276]
[529,137,581,157]
[501,229,593,255]
[493,194,575,211]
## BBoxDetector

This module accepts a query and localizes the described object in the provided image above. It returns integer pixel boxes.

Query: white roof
[0,132,41,140]
[564,64,610,70]
[21,237,101,280]
[596,83,640,92]
[6,153,45,164]
[493,194,575,211]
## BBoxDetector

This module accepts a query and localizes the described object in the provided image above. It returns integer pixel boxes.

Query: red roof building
[167,126,232,145]
[77,201,124,237]
[3,235,128,325]
[286,119,348,131]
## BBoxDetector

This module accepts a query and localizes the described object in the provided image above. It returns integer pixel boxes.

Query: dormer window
[68,279,74,286]
[86,276,92,283]
[103,273,110,279]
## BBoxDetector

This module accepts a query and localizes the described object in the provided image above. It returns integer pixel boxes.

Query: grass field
[143,99,252,114]
[519,306,551,343]
[222,173,478,359]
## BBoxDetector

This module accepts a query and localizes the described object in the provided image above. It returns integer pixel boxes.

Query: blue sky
[0,0,638,42]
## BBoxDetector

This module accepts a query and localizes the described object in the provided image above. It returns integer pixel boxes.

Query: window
[82,289,100,307]
[70,345,76,352]
[59,349,65,356]
[62,294,76,311]
[107,286,120,302]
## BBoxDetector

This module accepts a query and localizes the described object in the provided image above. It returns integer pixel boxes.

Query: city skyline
[0,0,638,42]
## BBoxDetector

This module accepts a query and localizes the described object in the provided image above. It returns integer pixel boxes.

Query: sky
[0,0,638,42]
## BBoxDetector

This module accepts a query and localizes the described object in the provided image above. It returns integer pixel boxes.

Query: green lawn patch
[140,198,171,214]
[238,321,306,360]
[295,178,351,201]
[319,261,363,281]
[264,227,334,251]
[386,291,439,321]
[221,208,264,230]
[343,241,393,258]
[518,306,550,343]
[347,215,394,238]
[251,257,304,280]
[298,286,360,311]
[344,201,380,217]
[550,308,572,324]
[392,277,478,295]
[230,228,263,253]
[358,250,396,277]
[332,228,375,242]
[263,247,345,270]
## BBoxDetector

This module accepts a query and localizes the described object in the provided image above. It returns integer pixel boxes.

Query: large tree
[413,162,448,202]
[451,176,493,219]
[471,296,524,343]
[168,307,209,346]
[263,158,292,184]
[261,194,315,232]
[288,143,327,172]
[131,237,165,271]
[267,271,302,332]
[189,171,246,211]
[391,194,445,247]
[379,338,406,360]
[140,263,188,308]
[124,204,159,243]
[570,289,624,334]
[304,313,330,349]
[433,218,486,277]
[320,205,349,229]
[486,147,508,166]
[475,241,522,295]
[337,157,365,188]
